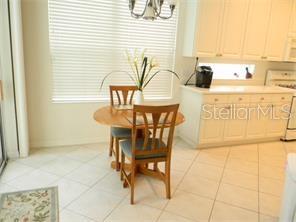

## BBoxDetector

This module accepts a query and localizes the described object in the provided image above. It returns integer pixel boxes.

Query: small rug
[0,187,59,222]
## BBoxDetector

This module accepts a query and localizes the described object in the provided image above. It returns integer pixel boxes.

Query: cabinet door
[243,0,272,60]
[199,119,225,144]
[195,0,225,57]
[199,107,225,144]
[264,0,293,61]
[266,104,290,137]
[219,0,249,59]
[290,0,296,34]
[246,105,269,139]
[224,105,248,141]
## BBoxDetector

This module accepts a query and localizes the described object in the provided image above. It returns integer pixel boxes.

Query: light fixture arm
[157,4,175,19]
[153,0,163,15]
[129,0,147,19]
[128,0,176,20]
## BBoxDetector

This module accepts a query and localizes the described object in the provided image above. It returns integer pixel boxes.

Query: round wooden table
[93,105,185,128]
[93,105,185,169]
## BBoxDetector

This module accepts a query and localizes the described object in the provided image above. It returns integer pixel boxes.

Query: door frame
[0,0,19,162]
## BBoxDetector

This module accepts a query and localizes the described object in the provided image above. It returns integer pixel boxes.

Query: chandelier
[128,0,177,20]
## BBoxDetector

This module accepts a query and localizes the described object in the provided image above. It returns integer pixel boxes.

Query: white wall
[22,0,296,149]
[22,0,109,148]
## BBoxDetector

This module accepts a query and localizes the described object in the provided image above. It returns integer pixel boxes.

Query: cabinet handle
[238,97,243,101]
[261,56,267,59]
[214,98,219,102]
[260,97,265,100]
[281,97,285,100]
[216,53,223,57]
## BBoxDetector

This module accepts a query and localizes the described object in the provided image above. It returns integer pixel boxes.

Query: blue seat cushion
[120,138,167,160]
[111,127,132,138]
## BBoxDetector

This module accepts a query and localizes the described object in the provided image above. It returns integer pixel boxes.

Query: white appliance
[265,70,296,141]
[280,153,296,222]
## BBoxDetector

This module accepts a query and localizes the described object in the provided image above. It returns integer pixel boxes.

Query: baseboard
[178,132,198,147]
[6,150,19,159]
[30,133,182,149]
[197,137,282,149]
[30,137,109,149]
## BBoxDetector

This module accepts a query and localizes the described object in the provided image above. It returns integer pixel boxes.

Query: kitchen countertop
[181,85,296,94]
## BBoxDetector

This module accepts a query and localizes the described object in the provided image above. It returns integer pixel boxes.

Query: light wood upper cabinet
[290,0,296,34]
[183,0,249,58]
[183,0,294,61]
[219,0,250,59]
[264,0,293,61]
[242,0,272,60]
[241,0,293,61]
[194,0,225,57]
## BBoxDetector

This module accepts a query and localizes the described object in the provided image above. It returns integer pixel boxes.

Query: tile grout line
[4,141,288,221]
[4,147,104,185]
[155,144,202,222]
[99,141,190,222]
[60,170,114,221]
[50,147,117,218]
[101,140,184,222]
[42,158,110,190]
[207,146,231,222]
[102,191,129,222]
[3,149,113,222]
[60,208,98,222]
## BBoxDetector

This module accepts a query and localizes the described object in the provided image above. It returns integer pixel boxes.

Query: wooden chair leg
[130,164,135,204]
[165,161,171,199]
[109,134,113,157]
[153,162,157,171]
[115,138,120,171]
[120,151,124,181]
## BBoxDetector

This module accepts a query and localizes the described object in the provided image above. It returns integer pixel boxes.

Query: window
[199,63,256,80]
[48,0,178,102]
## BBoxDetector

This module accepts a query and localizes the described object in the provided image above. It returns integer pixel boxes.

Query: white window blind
[48,0,178,102]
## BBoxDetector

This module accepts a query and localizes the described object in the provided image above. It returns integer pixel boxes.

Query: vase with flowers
[100,49,180,104]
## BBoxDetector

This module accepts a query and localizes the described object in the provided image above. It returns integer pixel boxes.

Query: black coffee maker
[195,66,213,88]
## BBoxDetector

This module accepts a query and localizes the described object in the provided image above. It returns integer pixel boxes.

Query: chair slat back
[109,85,138,106]
[132,104,179,158]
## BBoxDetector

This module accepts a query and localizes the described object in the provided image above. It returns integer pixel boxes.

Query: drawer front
[228,95,250,104]
[203,95,228,104]
[272,94,293,103]
[250,94,272,103]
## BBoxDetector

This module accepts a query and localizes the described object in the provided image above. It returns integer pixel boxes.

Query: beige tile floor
[0,138,294,222]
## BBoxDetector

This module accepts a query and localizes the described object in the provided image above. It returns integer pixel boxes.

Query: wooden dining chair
[109,85,138,171]
[120,104,179,204]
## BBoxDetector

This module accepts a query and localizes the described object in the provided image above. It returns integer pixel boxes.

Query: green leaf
[99,71,136,90]
[139,57,148,90]
[143,69,180,89]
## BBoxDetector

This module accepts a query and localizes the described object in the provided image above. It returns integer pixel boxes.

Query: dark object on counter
[245,67,253,79]
[196,66,213,88]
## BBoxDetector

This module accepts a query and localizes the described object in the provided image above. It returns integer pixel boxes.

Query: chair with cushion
[120,104,179,204]
[109,85,138,171]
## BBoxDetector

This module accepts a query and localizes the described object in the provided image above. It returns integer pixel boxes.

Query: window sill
[52,97,174,104]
